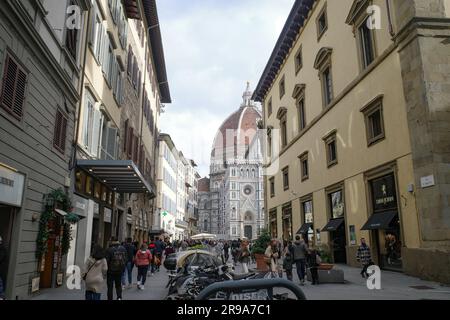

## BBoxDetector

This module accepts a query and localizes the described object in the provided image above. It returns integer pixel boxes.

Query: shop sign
[0,164,25,207]
[72,195,88,217]
[104,208,112,223]
[371,174,397,212]
[420,175,435,189]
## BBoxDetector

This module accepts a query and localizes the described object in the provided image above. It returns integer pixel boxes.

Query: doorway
[244,225,252,240]
[331,222,347,264]
[0,206,14,294]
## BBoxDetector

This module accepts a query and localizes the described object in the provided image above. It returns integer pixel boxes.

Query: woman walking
[238,240,251,274]
[264,239,280,277]
[135,244,152,290]
[83,244,108,300]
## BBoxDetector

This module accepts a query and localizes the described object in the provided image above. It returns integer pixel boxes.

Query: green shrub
[251,229,271,255]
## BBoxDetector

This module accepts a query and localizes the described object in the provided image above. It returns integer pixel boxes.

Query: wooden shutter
[127,127,134,158]
[53,109,68,154]
[0,54,27,120]
[127,47,132,76]
[133,135,139,163]
[123,119,129,152]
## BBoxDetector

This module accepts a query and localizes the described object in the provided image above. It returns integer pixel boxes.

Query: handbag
[82,261,96,281]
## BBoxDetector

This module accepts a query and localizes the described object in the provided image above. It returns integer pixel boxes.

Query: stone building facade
[253,0,450,283]
[198,84,265,240]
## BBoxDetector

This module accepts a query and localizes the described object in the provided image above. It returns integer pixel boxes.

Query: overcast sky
[157,0,294,177]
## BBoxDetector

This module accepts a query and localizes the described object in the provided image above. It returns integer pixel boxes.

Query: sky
[157,0,294,177]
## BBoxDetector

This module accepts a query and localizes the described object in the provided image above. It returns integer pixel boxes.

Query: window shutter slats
[1,55,27,120]
[123,119,128,152]
[53,109,68,154]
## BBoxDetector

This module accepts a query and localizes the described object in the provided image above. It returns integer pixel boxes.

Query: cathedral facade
[198,84,265,240]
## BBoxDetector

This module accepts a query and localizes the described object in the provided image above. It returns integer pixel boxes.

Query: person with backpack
[135,244,152,290]
[83,244,108,300]
[121,238,136,288]
[291,235,308,285]
[105,237,127,300]
[148,240,156,275]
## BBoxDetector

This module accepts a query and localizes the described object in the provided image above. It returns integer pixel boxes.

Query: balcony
[175,219,188,229]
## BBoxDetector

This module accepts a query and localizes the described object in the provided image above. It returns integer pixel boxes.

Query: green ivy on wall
[36,188,79,260]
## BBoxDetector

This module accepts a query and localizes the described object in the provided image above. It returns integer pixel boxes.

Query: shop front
[282,203,292,241]
[0,163,25,298]
[75,160,155,257]
[297,198,314,246]
[362,173,403,271]
[322,188,347,264]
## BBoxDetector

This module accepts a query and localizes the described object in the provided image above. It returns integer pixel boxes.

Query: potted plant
[317,244,334,270]
[251,229,271,271]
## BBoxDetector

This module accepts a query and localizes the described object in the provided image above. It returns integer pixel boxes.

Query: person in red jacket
[134,244,152,290]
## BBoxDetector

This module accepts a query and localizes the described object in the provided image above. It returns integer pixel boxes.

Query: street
[31,262,450,301]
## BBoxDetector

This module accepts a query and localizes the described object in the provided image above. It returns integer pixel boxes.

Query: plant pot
[318,263,334,271]
[255,254,269,271]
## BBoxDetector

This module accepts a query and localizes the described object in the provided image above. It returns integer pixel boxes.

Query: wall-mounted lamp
[31,213,39,222]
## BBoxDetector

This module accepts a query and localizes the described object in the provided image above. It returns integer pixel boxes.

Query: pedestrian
[105,237,127,300]
[181,239,188,251]
[356,238,372,278]
[223,241,230,263]
[135,244,152,290]
[306,246,321,285]
[154,237,165,272]
[122,238,136,288]
[283,250,294,281]
[291,235,308,285]
[0,235,7,300]
[148,240,156,275]
[164,243,175,257]
[83,244,108,300]
[264,239,279,274]
[238,240,251,274]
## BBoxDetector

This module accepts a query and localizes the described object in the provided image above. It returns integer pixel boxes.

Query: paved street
[31,261,450,300]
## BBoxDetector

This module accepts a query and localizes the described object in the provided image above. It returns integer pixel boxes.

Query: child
[283,251,293,281]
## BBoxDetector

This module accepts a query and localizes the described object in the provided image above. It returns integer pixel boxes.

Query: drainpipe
[386,0,395,37]
[71,5,92,172]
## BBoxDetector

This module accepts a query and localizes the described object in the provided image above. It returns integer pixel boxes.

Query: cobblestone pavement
[32,260,450,300]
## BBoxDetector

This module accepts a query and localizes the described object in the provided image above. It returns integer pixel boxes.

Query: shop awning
[361,211,398,230]
[322,218,344,232]
[296,223,313,234]
[77,160,155,197]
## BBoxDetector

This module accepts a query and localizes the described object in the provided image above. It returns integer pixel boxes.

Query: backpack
[109,247,126,273]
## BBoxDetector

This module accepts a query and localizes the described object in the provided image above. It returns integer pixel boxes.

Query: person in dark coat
[0,236,7,300]
[105,237,127,300]
[357,238,372,278]
[306,246,321,285]
[223,241,230,263]
[122,238,136,288]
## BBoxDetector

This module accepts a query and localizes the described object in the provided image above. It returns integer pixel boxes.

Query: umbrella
[191,233,217,240]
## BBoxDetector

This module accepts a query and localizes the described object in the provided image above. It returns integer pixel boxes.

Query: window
[346,0,377,70]
[328,189,344,219]
[322,66,333,106]
[358,20,375,68]
[314,47,333,108]
[361,95,385,145]
[298,97,306,131]
[269,177,275,198]
[316,4,328,40]
[82,91,102,157]
[267,97,272,117]
[65,1,78,60]
[295,46,303,74]
[279,75,285,98]
[323,130,338,167]
[100,118,118,160]
[276,107,288,148]
[53,109,68,154]
[299,152,309,181]
[0,53,27,120]
[267,127,272,159]
[282,167,289,190]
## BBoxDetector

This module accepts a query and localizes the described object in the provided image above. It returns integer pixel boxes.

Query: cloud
[157,0,294,176]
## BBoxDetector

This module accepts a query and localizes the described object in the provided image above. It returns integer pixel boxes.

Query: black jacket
[0,244,6,268]
[124,243,136,262]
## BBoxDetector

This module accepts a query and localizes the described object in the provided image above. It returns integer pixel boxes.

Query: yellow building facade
[253,0,450,283]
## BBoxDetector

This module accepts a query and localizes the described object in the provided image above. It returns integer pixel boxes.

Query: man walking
[154,237,165,272]
[223,241,230,263]
[106,237,127,300]
[356,238,372,278]
[122,238,136,288]
[291,235,308,285]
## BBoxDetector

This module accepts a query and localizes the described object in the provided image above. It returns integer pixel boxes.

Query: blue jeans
[295,259,306,282]
[85,291,101,300]
[122,261,133,285]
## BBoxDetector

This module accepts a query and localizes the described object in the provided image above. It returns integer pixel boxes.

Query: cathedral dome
[211,83,261,164]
